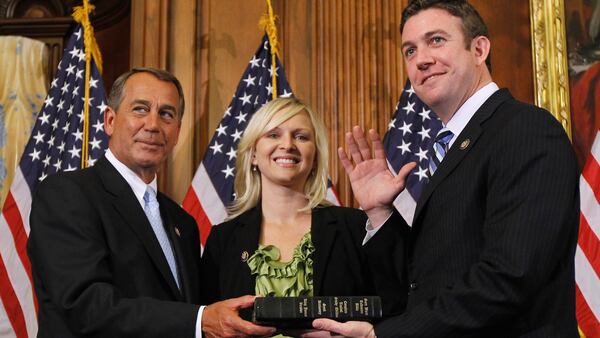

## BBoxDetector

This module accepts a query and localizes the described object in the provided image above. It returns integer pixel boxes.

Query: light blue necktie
[143,186,180,289]
[428,128,454,176]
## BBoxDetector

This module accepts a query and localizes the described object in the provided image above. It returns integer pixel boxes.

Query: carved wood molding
[0,17,72,36]
[0,0,66,18]
[89,0,130,31]
[0,0,129,31]
[530,0,572,139]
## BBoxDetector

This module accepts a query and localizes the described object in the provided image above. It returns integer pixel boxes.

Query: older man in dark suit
[311,1,580,337]
[28,68,275,337]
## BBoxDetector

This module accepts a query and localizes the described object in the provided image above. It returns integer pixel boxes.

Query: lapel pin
[241,251,249,262]
[174,227,181,237]
[460,139,470,150]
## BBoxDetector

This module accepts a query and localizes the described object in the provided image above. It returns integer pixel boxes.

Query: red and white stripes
[577,131,600,337]
[0,168,38,338]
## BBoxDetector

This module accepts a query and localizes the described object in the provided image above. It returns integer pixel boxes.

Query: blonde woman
[199,98,404,332]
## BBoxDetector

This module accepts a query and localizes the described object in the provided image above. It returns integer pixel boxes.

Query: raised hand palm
[338,127,415,213]
[348,156,402,211]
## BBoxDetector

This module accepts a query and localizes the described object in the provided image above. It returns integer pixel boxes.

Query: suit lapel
[95,157,182,299]
[234,208,262,294]
[311,207,338,295]
[413,89,512,222]
[414,124,482,221]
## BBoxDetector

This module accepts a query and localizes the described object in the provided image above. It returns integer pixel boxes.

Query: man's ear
[104,106,116,136]
[471,35,490,66]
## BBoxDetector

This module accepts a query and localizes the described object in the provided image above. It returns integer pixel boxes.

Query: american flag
[0,25,107,338]
[383,80,442,225]
[576,130,600,337]
[183,34,340,248]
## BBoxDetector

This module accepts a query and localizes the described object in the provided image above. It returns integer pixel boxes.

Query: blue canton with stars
[383,80,442,201]
[20,25,108,192]
[203,34,293,205]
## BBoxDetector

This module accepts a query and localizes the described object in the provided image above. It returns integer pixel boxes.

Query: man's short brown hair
[107,67,185,118]
[400,0,491,70]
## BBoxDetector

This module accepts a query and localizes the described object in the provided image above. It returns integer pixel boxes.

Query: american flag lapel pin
[460,139,470,150]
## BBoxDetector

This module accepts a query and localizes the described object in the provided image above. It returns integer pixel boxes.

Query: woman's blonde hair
[227,97,332,219]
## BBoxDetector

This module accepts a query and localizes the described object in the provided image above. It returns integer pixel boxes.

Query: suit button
[409,282,418,291]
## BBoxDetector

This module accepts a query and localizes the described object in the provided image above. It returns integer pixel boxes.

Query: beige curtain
[0,36,48,206]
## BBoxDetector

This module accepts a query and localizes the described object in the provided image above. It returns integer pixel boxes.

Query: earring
[252,165,257,172]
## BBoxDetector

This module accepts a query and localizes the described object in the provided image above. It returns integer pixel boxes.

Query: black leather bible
[253,296,382,329]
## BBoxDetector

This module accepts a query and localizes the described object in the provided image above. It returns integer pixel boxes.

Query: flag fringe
[72,2,103,74]
[259,0,280,100]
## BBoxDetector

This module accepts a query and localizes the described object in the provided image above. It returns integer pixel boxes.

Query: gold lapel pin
[460,139,470,150]
[241,251,249,262]
[174,227,181,237]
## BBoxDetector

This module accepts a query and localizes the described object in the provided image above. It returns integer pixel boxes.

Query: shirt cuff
[362,212,393,245]
[196,305,205,338]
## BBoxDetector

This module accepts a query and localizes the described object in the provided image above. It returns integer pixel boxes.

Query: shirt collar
[105,149,158,208]
[445,82,499,148]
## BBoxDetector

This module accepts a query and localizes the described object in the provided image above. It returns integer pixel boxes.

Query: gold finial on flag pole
[72,0,103,168]
[259,0,280,100]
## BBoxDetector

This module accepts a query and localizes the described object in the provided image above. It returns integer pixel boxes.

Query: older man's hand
[202,295,275,338]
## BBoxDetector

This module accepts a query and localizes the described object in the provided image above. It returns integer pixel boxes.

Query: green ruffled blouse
[247,232,315,297]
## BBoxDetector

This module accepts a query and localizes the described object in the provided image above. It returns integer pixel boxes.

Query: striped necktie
[428,128,454,176]
[143,187,180,289]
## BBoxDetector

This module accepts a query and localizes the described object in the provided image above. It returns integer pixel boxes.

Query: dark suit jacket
[200,206,405,317]
[28,156,202,337]
[367,89,580,337]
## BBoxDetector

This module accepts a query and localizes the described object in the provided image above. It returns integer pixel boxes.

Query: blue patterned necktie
[428,128,454,176]
[143,186,180,289]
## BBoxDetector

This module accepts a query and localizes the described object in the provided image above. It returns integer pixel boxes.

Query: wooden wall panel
[206,1,266,137]
[166,0,198,202]
[130,0,168,69]
[291,0,406,206]
[95,14,130,94]
[474,0,533,104]
[194,0,210,179]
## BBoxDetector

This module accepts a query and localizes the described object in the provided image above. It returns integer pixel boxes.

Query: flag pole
[260,0,280,100]
[72,0,103,168]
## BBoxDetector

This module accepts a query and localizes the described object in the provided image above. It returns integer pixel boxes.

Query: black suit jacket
[367,89,580,337]
[200,206,405,317]
[28,156,201,337]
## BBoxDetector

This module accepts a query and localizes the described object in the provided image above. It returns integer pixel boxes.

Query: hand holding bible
[202,295,275,338]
